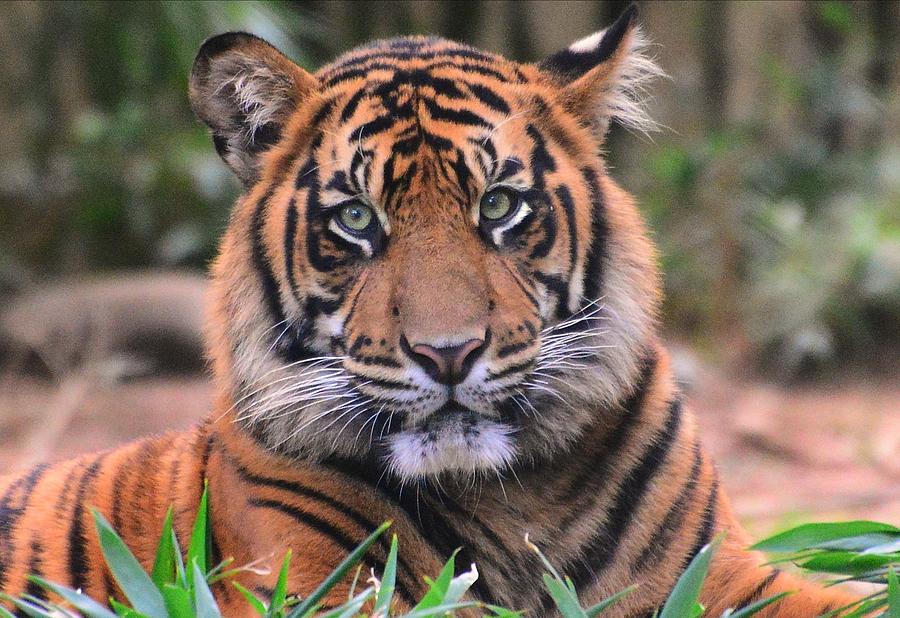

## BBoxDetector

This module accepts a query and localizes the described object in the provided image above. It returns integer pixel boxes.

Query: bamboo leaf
[92,510,167,618]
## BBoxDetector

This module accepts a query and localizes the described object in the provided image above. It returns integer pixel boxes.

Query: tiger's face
[191,7,663,481]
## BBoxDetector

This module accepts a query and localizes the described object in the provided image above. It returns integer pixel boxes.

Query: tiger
[0,6,867,617]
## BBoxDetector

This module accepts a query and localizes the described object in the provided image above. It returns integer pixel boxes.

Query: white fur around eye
[328,219,373,256]
[490,200,532,246]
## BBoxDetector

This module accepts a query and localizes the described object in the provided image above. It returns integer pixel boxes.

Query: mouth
[383,403,517,480]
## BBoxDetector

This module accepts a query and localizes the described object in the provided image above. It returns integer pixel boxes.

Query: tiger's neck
[201,341,859,616]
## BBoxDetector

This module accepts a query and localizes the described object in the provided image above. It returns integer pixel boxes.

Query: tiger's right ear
[189,32,318,187]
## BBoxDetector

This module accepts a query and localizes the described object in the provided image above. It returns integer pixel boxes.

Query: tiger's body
[1,7,864,617]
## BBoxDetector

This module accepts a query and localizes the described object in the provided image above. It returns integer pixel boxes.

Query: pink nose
[405,337,486,385]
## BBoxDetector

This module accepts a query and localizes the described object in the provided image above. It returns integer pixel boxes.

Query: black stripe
[541,376,682,611]
[22,537,46,603]
[423,98,491,128]
[225,452,417,606]
[682,477,719,572]
[556,351,657,505]
[572,399,683,578]
[731,569,781,612]
[322,457,496,603]
[248,497,410,599]
[283,197,300,301]
[463,82,510,114]
[497,341,530,359]
[68,455,108,593]
[0,464,48,591]
[580,166,609,305]
[631,443,703,574]
[555,185,579,284]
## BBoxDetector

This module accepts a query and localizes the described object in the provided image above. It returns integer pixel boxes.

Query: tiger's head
[191,6,663,482]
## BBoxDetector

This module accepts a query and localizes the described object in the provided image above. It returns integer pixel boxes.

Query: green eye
[480,189,516,221]
[337,202,374,232]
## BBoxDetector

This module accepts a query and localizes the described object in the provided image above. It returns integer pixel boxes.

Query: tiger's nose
[402,336,487,385]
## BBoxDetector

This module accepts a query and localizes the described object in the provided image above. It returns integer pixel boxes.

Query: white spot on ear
[568,30,606,54]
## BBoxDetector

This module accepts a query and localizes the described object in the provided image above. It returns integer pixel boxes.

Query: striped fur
[2,7,863,617]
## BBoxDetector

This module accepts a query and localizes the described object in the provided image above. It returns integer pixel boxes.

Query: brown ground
[0,357,897,537]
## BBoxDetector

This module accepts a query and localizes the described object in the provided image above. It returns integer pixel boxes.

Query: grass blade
[25,576,118,618]
[888,568,899,617]
[286,520,391,618]
[585,584,638,617]
[92,510,167,618]
[150,506,176,589]
[413,549,459,610]
[722,591,792,617]
[187,482,210,587]
[192,559,223,618]
[268,549,292,617]
[373,535,398,615]
[232,581,268,616]
[658,534,723,618]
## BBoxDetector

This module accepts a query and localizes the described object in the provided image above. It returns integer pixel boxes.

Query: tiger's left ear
[539,4,663,140]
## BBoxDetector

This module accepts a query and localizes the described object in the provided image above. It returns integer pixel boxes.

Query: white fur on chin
[385,420,516,481]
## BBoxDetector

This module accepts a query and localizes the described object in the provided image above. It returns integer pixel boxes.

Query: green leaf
[799,551,898,575]
[542,574,587,618]
[585,584,638,617]
[25,576,118,618]
[268,549,292,617]
[161,583,194,618]
[413,549,459,610]
[92,510,167,618]
[658,534,723,618]
[483,604,524,617]
[318,587,375,618]
[192,559,223,618]
[0,595,56,618]
[401,601,483,617]
[373,534,398,615]
[887,568,899,617]
[151,507,176,589]
[232,581,268,616]
[171,528,187,589]
[0,603,16,618]
[722,591,792,617]
[187,482,211,587]
[752,522,900,553]
[286,520,391,618]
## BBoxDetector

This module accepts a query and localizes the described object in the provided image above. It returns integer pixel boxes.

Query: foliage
[752,520,900,617]
[3,492,898,617]
[625,2,899,375]
[0,1,321,275]
[0,486,803,618]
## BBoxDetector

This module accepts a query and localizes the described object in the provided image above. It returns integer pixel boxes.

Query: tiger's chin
[383,407,517,481]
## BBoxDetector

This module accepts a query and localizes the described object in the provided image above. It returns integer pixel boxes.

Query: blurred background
[0,1,897,532]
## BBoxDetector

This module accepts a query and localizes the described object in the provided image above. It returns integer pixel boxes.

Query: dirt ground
[0,357,897,537]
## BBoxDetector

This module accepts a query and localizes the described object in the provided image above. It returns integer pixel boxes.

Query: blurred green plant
[630,2,899,376]
[0,1,321,274]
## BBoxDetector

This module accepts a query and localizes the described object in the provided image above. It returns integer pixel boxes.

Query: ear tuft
[540,4,664,139]
[189,32,317,186]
